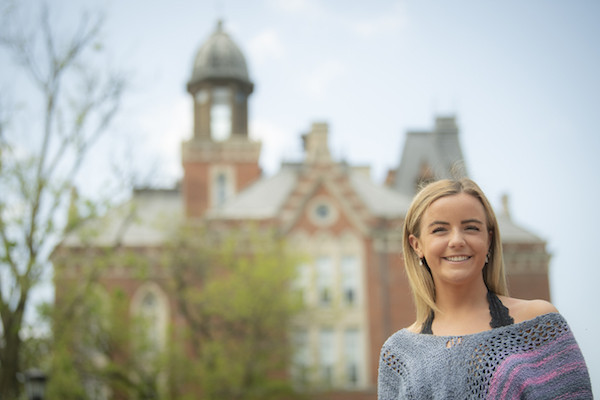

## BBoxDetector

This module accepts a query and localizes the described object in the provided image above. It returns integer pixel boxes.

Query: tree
[0,2,127,397]
[50,215,304,399]
[49,243,160,400]
[163,222,304,400]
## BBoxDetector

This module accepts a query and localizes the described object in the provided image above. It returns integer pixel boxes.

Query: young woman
[378,178,592,399]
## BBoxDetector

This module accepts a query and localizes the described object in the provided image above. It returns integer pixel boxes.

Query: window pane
[316,257,333,306]
[344,328,361,386]
[293,263,310,304]
[319,328,335,385]
[292,329,309,385]
[341,256,359,306]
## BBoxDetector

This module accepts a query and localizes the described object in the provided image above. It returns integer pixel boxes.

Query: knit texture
[378,313,592,399]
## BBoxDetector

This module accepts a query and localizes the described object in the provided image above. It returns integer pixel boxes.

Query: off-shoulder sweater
[378,313,592,399]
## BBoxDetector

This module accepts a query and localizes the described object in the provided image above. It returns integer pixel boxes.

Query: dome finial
[216,19,224,32]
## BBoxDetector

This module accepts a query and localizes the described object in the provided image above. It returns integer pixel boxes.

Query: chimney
[302,122,332,164]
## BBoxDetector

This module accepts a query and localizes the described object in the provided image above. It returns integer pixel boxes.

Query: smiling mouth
[444,256,471,262]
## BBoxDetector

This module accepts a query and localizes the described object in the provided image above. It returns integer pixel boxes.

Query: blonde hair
[402,178,508,324]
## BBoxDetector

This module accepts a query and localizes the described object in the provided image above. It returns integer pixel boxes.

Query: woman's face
[409,193,491,288]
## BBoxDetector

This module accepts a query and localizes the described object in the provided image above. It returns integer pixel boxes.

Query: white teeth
[445,256,469,262]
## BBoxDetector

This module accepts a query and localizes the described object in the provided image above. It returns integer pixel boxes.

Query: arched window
[140,292,160,347]
[131,283,169,355]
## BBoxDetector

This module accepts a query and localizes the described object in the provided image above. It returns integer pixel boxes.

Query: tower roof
[189,20,251,86]
[392,115,467,198]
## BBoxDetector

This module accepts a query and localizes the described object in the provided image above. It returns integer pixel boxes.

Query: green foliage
[163,222,304,400]
[47,217,305,399]
[49,247,168,399]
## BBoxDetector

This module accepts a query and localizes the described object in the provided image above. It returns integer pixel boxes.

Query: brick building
[55,21,551,399]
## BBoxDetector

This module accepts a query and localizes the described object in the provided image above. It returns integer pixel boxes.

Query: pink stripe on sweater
[487,337,578,399]
[512,362,585,399]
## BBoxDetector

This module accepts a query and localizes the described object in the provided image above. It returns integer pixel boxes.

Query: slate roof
[393,116,467,198]
[61,188,182,247]
[189,20,251,86]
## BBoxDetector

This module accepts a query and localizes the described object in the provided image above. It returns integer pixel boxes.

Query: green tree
[164,223,304,400]
[49,245,161,400]
[50,218,304,399]
[0,2,127,397]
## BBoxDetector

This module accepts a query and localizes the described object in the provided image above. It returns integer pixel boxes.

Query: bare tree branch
[0,2,128,397]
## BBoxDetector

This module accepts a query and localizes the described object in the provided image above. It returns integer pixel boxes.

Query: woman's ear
[408,234,423,258]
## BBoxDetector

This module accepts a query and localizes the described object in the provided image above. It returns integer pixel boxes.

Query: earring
[485,253,490,264]
[419,258,423,266]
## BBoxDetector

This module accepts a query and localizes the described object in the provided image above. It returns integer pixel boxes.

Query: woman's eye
[465,225,480,231]
[432,227,446,233]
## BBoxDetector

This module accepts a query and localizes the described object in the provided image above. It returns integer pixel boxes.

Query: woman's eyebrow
[461,218,484,225]
[427,219,484,228]
[427,220,449,227]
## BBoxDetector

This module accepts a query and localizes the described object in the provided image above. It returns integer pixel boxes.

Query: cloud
[302,59,347,99]
[267,0,325,18]
[136,95,191,182]
[248,29,285,67]
[250,118,300,175]
[350,2,409,38]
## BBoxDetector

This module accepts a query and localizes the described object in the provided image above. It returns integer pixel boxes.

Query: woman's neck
[431,279,491,335]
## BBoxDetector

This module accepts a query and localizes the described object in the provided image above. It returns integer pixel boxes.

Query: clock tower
[182,20,261,217]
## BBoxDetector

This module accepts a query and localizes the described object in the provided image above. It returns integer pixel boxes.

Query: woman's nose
[448,229,465,247]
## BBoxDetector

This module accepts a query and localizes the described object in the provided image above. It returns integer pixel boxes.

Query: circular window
[308,197,338,226]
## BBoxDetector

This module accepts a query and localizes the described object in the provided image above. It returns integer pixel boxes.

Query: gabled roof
[206,163,411,223]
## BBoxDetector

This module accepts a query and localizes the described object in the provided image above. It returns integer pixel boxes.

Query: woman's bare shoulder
[499,296,559,323]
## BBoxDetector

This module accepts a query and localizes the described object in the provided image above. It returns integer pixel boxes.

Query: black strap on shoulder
[487,291,514,328]
[419,290,514,334]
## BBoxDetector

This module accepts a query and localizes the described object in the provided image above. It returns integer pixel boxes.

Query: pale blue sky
[8,0,600,393]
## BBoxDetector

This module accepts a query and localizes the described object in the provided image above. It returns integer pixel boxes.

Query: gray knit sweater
[378,313,592,399]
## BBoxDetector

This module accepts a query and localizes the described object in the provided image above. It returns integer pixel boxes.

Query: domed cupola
[189,20,252,88]
[187,20,254,142]
[182,20,262,219]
